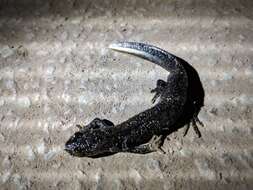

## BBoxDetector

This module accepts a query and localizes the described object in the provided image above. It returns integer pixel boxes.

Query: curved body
[65,42,188,157]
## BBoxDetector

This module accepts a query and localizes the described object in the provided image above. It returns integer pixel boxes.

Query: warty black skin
[65,42,188,157]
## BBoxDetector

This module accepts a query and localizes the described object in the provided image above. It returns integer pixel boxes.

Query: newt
[65,42,201,157]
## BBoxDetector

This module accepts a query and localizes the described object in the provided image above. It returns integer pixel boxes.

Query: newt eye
[74,132,83,138]
[102,119,114,127]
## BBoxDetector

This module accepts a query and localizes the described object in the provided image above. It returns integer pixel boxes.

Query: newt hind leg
[183,115,204,137]
[151,79,167,103]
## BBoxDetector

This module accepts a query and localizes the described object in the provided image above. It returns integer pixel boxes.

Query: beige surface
[0,0,253,189]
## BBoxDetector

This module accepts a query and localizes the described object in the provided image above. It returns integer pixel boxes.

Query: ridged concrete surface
[0,0,253,189]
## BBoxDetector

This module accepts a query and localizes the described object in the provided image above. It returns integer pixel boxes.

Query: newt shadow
[89,58,205,159]
[161,57,205,140]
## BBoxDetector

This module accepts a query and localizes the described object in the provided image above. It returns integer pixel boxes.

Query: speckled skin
[65,42,188,157]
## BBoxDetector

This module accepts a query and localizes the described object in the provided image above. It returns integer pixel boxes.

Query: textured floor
[0,0,253,189]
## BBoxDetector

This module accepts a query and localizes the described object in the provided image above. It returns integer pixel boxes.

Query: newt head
[65,129,112,157]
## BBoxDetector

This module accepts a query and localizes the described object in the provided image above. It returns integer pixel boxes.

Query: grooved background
[0,0,253,189]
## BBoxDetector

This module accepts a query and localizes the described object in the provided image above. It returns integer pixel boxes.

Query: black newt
[65,42,201,157]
